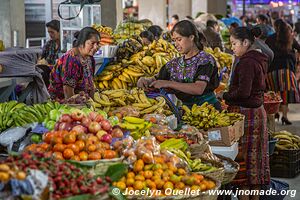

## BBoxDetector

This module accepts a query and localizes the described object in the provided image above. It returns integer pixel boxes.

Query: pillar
[138,0,167,29]
[168,0,192,21]
[192,0,227,18]
[0,0,26,48]
[100,0,123,29]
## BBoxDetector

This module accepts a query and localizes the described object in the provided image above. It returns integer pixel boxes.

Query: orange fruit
[88,152,101,160]
[127,172,135,178]
[71,155,80,161]
[77,133,87,141]
[163,181,174,190]
[144,170,153,179]
[205,180,216,190]
[199,183,207,191]
[43,132,55,144]
[53,143,66,152]
[63,133,76,144]
[103,150,117,159]
[87,144,97,152]
[116,181,126,190]
[53,152,64,160]
[126,178,135,186]
[51,137,63,145]
[79,151,88,161]
[63,148,74,159]
[40,143,50,150]
[75,140,85,151]
[133,181,144,190]
[69,130,78,137]
[67,143,80,154]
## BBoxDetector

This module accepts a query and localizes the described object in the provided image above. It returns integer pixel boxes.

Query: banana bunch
[114,22,146,43]
[119,116,152,139]
[160,138,188,151]
[0,101,66,131]
[182,102,244,131]
[204,47,233,70]
[92,24,113,36]
[272,131,300,150]
[95,38,179,90]
[92,88,172,115]
[168,148,218,172]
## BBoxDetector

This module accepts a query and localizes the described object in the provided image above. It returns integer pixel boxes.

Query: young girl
[220,27,270,200]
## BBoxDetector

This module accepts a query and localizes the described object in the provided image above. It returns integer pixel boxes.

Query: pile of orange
[113,155,216,196]
[25,130,118,161]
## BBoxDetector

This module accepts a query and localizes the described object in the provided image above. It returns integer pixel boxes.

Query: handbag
[58,0,102,20]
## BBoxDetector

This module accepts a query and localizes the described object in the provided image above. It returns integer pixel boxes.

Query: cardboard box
[201,118,245,146]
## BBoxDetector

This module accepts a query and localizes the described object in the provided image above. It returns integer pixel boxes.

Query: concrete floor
[273,104,300,200]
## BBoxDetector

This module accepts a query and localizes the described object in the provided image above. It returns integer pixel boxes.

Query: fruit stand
[3,20,293,200]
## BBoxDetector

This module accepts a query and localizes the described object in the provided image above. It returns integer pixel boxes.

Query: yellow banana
[113,78,123,89]
[124,68,144,77]
[103,80,109,88]
[98,82,105,89]
[105,64,122,71]
[121,81,127,89]
[118,74,131,83]
[132,103,152,109]
[111,80,119,90]
[98,72,114,81]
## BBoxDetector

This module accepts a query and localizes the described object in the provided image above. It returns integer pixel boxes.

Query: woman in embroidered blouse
[137,20,221,109]
[41,20,61,65]
[48,27,100,100]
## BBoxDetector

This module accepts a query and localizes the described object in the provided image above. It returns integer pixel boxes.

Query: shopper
[148,25,163,40]
[137,20,221,110]
[229,22,239,34]
[256,14,275,37]
[140,31,154,46]
[168,14,179,31]
[219,27,270,200]
[265,19,300,124]
[41,20,61,65]
[48,27,100,100]
[203,20,224,51]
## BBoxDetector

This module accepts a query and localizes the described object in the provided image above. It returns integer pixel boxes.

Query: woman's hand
[137,77,155,89]
[216,91,224,99]
[149,80,170,89]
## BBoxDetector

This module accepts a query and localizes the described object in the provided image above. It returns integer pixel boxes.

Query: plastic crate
[271,149,300,162]
[270,160,300,178]
[97,45,118,58]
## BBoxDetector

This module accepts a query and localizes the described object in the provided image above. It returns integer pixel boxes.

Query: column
[192,0,227,18]
[138,0,167,29]
[0,0,11,48]
[100,0,123,29]
[168,0,192,20]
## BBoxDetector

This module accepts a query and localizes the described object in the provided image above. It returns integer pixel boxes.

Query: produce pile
[114,21,148,43]
[204,47,233,70]
[182,103,244,130]
[2,152,110,199]
[119,116,152,140]
[26,110,123,161]
[264,91,282,103]
[272,130,300,150]
[0,101,66,132]
[0,163,26,182]
[92,88,172,115]
[95,38,179,90]
[92,24,115,46]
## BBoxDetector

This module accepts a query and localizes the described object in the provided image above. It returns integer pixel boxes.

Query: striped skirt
[266,69,300,104]
[230,105,270,186]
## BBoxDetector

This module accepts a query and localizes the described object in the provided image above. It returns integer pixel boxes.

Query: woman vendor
[137,20,221,109]
[48,27,100,100]
[219,27,270,200]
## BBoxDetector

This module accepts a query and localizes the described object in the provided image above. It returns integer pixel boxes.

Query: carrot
[100,38,114,43]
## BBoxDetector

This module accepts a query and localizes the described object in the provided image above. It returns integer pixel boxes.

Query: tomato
[51,137,63,145]
[71,155,80,161]
[40,143,50,150]
[63,148,74,159]
[53,152,64,160]
[44,132,55,144]
[63,133,76,144]
[87,144,96,152]
[53,143,66,152]
[76,133,87,141]
[67,144,79,155]
[75,140,85,151]
[79,151,88,161]
[88,152,101,160]
[103,150,117,159]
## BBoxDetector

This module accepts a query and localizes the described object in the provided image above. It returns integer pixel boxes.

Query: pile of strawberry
[4,152,110,199]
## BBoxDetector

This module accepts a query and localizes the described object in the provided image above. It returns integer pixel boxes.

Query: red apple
[54,123,60,131]
[72,125,86,134]
[59,122,72,131]
[101,134,112,144]
[88,122,101,134]
[81,117,91,127]
[101,120,112,131]
[59,114,72,123]
[89,112,98,121]
[111,128,124,138]
[96,130,107,140]
[94,114,104,122]
[71,110,84,121]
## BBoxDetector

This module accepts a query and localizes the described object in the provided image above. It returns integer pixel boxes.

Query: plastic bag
[166,114,177,130]
[143,114,168,125]
[112,106,140,118]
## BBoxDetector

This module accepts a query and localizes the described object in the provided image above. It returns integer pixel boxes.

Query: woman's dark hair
[73,27,100,47]
[230,22,239,29]
[46,20,60,32]
[140,31,154,43]
[148,25,163,39]
[206,20,218,28]
[171,20,206,50]
[172,14,179,20]
[231,27,255,44]
[257,14,269,24]
[274,19,293,53]
[251,24,268,40]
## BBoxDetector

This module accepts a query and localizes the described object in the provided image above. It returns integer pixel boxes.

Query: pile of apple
[26,110,126,161]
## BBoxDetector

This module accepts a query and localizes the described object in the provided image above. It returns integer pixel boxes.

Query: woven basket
[126,176,221,200]
[194,158,225,183]
[215,154,239,185]
[264,101,282,114]
[70,156,124,175]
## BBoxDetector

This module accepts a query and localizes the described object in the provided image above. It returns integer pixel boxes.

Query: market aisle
[274,104,300,200]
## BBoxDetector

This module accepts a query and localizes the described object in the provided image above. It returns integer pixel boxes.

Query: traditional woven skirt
[230,105,270,186]
[266,68,300,104]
